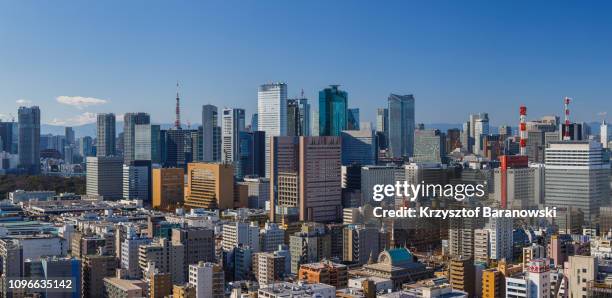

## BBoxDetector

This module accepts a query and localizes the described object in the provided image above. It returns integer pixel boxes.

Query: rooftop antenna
[563,97,571,140]
[598,112,607,125]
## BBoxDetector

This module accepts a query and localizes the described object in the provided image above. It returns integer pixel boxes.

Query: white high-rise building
[258,83,287,177]
[222,221,260,252]
[486,217,513,261]
[545,141,611,223]
[601,120,609,149]
[189,262,224,298]
[474,117,489,155]
[221,108,245,164]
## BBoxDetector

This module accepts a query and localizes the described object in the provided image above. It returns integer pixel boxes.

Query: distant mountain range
[41,122,186,138]
[41,122,604,138]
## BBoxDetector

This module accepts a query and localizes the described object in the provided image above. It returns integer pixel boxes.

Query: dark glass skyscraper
[347,108,360,130]
[202,104,219,162]
[388,94,415,158]
[123,112,151,164]
[0,122,16,154]
[18,106,40,174]
[96,113,116,157]
[318,85,348,136]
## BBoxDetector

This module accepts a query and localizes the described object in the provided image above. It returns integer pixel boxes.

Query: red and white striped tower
[519,105,527,155]
[563,97,571,140]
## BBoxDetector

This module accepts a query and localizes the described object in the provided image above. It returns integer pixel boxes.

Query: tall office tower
[347,108,360,130]
[135,124,161,163]
[86,156,123,199]
[188,262,224,298]
[64,126,75,145]
[79,136,93,157]
[341,128,377,166]
[221,221,261,252]
[270,137,300,223]
[260,222,285,252]
[251,113,258,131]
[318,85,348,136]
[258,83,288,178]
[388,94,415,158]
[202,105,219,162]
[123,112,150,164]
[299,136,342,222]
[239,131,265,178]
[461,121,471,151]
[298,98,311,136]
[138,238,185,284]
[473,116,490,155]
[96,113,116,157]
[449,216,485,258]
[17,106,41,174]
[286,99,299,136]
[0,121,16,153]
[545,141,611,223]
[486,217,513,261]
[446,128,462,153]
[221,108,246,168]
[413,129,447,163]
[269,136,342,223]
[162,129,185,168]
[601,119,609,148]
[311,109,319,136]
[152,168,184,211]
[376,108,389,149]
[185,163,235,210]
[172,227,215,280]
[449,257,475,297]
[183,128,199,164]
[123,163,150,201]
[342,225,381,265]
[567,256,597,298]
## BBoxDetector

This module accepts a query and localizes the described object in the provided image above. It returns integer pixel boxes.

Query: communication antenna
[519,105,527,156]
[563,97,572,140]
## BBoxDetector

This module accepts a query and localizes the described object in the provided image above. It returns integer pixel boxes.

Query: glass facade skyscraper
[388,94,415,158]
[257,82,287,178]
[17,106,40,174]
[318,85,348,136]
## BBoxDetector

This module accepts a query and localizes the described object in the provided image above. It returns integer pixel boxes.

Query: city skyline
[2,1,612,126]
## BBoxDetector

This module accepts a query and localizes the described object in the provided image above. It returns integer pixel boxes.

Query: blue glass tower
[318,85,348,136]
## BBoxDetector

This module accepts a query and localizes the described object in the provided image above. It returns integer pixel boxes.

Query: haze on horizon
[1,1,612,127]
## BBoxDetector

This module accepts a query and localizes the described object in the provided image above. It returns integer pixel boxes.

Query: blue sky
[1,1,612,127]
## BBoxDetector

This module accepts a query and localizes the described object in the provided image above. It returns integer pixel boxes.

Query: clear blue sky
[1,1,612,127]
